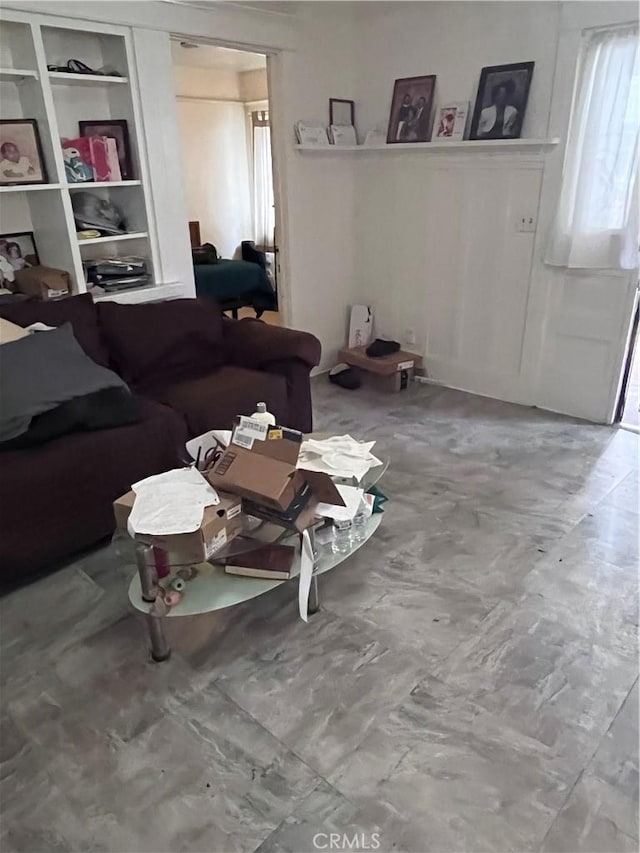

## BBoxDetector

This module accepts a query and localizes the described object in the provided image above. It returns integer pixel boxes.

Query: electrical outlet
[405,328,416,345]
[516,215,536,233]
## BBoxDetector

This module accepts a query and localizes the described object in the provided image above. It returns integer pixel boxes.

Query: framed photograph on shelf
[387,75,436,143]
[329,98,355,127]
[0,231,39,284]
[79,119,133,179]
[0,120,47,186]
[469,62,534,140]
[433,102,469,141]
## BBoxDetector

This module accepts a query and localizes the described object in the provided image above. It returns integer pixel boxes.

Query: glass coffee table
[128,436,388,661]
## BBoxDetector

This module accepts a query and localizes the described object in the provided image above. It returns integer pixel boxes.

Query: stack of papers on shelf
[298,434,381,482]
[295,121,330,145]
[330,125,357,146]
[128,468,220,536]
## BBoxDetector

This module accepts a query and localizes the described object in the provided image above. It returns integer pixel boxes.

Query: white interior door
[532,269,638,423]
[522,14,639,425]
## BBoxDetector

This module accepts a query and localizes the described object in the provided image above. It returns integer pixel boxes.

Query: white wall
[239,68,268,102]
[176,97,252,258]
[354,1,559,143]
[351,0,638,420]
[352,1,560,403]
[276,3,357,365]
[174,65,241,100]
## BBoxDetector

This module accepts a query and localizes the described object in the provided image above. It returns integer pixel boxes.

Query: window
[546,24,639,270]
[251,109,275,249]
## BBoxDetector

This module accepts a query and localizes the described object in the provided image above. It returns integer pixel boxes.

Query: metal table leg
[135,544,171,662]
[135,544,158,603]
[306,526,320,615]
[308,574,320,614]
[145,613,171,662]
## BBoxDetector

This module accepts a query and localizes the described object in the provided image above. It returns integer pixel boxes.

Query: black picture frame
[329,98,355,127]
[79,119,133,180]
[469,62,534,141]
[387,75,437,144]
[0,119,48,186]
[0,231,40,280]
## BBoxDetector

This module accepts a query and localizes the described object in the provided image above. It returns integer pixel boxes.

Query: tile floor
[1,380,638,853]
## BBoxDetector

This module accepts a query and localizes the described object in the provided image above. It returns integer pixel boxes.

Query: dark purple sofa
[0,295,320,583]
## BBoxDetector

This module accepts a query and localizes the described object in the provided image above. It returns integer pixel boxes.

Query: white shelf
[0,67,38,82]
[295,138,561,153]
[0,183,63,193]
[66,180,141,189]
[77,231,148,245]
[48,71,128,86]
[91,281,186,303]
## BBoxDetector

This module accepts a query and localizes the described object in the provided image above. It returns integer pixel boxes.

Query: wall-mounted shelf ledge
[295,138,561,153]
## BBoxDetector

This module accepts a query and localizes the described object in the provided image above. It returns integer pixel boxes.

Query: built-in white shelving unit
[0,11,163,300]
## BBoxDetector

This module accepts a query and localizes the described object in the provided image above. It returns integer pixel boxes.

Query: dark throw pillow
[0,323,138,447]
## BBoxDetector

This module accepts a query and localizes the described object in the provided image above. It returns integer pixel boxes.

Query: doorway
[171,39,281,325]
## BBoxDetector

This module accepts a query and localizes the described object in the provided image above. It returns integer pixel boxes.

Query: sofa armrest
[222,317,321,370]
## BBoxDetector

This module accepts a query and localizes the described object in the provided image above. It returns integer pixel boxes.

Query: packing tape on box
[298,528,314,622]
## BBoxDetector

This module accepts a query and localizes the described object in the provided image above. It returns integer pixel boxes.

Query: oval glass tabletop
[128,514,382,617]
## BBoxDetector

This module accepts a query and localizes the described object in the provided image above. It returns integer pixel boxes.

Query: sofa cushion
[0,323,133,443]
[0,397,188,584]
[0,293,110,367]
[144,366,289,435]
[97,298,225,388]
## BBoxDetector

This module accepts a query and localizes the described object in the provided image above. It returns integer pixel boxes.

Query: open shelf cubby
[0,12,161,300]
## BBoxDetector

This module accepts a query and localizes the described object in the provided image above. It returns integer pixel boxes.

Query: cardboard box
[113,489,243,562]
[14,266,71,301]
[338,345,423,392]
[206,420,345,532]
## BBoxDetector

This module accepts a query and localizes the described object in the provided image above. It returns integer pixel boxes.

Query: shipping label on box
[206,422,345,532]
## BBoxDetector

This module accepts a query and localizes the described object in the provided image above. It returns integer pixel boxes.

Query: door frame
[614,283,640,423]
[169,34,291,327]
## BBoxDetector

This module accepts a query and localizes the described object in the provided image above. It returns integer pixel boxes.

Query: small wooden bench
[338,345,423,392]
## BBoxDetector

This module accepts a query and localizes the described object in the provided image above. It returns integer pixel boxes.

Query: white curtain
[252,111,275,248]
[546,24,640,270]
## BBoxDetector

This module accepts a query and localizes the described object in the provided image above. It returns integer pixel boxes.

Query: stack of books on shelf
[84,257,150,292]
